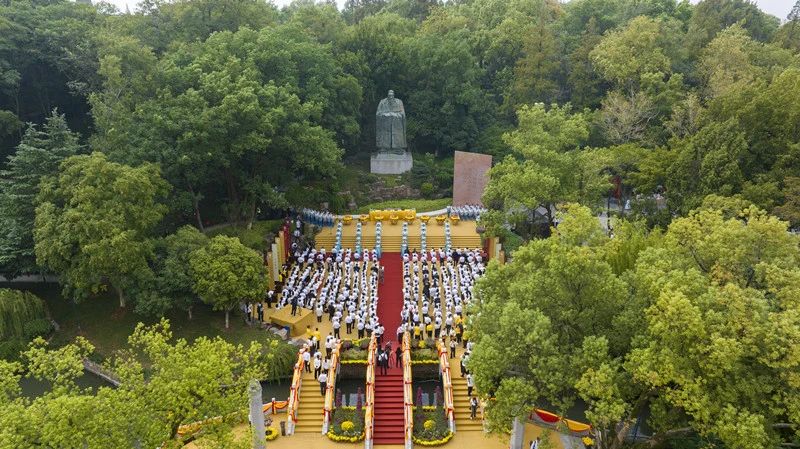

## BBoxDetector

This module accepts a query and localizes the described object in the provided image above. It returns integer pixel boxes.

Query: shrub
[340,348,367,361]
[420,182,435,198]
[412,406,451,445]
[0,340,23,361]
[0,289,47,341]
[23,319,52,340]
[411,348,438,361]
[328,407,365,442]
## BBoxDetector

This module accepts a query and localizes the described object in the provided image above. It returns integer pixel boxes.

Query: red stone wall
[452,151,492,206]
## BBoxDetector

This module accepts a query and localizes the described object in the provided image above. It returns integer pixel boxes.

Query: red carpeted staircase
[373,253,405,445]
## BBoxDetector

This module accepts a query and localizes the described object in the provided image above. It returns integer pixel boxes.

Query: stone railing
[322,340,342,433]
[285,345,308,435]
[436,340,455,432]
[364,334,377,449]
[402,332,414,449]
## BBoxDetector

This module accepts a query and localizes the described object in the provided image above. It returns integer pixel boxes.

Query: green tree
[507,18,560,108]
[627,206,800,449]
[483,103,608,234]
[666,119,748,213]
[470,204,642,445]
[0,111,82,277]
[189,235,268,329]
[406,21,491,154]
[139,225,210,318]
[773,176,800,229]
[91,26,350,227]
[686,0,780,52]
[34,152,169,308]
[590,16,672,92]
[0,320,273,448]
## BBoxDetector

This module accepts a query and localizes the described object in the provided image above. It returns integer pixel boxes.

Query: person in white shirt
[318,371,328,396]
[302,350,311,373]
[313,355,322,378]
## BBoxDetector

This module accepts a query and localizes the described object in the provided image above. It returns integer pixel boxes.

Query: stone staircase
[294,370,324,434]
[452,375,483,431]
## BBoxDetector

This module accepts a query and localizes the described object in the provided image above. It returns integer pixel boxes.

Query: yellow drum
[436,215,447,225]
[343,215,353,225]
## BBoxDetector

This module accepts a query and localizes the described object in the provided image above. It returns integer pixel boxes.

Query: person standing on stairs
[378,350,388,375]
[313,354,322,379]
[450,338,457,359]
[303,350,311,373]
[318,371,328,396]
[395,346,402,368]
[470,396,479,420]
[466,373,474,397]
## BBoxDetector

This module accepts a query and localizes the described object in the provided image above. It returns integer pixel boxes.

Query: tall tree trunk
[223,168,240,225]
[114,285,126,308]
[246,200,256,230]
[187,183,204,232]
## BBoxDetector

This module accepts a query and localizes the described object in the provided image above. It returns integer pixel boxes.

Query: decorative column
[509,416,525,449]
[248,379,266,449]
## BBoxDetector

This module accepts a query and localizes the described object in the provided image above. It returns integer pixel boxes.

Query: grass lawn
[205,219,283,251]
[3,282,277,360]
[356,198,451,214]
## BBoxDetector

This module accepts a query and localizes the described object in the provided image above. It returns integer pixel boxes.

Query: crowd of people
[301,208,335,227]
[448,204,486,221]
[396,248,485,344]
[278,247,384,341]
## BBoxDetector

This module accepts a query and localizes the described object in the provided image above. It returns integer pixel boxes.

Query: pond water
[20,372,294,404]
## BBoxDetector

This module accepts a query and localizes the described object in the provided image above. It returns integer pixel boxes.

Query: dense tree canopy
[470,202,800,448]
[34,152,169,308]
[0,111,82,276]
[0,320,288,448]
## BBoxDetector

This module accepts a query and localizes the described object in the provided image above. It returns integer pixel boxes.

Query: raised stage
[315,218,483,252]
[268,307,316,337]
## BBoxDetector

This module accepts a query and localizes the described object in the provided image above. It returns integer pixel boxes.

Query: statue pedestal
[370,152,413,175]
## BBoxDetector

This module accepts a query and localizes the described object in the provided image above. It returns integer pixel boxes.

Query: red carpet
[373,253,405,444]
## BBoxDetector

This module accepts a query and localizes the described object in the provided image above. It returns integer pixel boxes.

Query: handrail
[364,334,377,449]
[322,340,342,434]
[285,345,308,435]
[436,339,456,432]
[402,332,414,449]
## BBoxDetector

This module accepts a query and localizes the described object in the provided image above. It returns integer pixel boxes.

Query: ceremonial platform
[268,306,317,336]
[315,217,483,251]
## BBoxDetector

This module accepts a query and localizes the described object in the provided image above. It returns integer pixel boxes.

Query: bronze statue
[376,90,407,155]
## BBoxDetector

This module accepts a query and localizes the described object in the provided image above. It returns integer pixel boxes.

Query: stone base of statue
[370,151,413,175]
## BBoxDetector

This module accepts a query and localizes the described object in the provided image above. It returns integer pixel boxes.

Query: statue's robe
[376,98,407,153]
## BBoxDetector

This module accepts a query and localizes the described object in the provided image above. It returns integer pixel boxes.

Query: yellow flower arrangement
[265,427,279,441]
[341,421,355,432]
[412,432,454,446]
[341,360,368,364]
[327,430,365,443]
[424,419,436,430]
[411,359,439,365]
[418,340,427,348]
